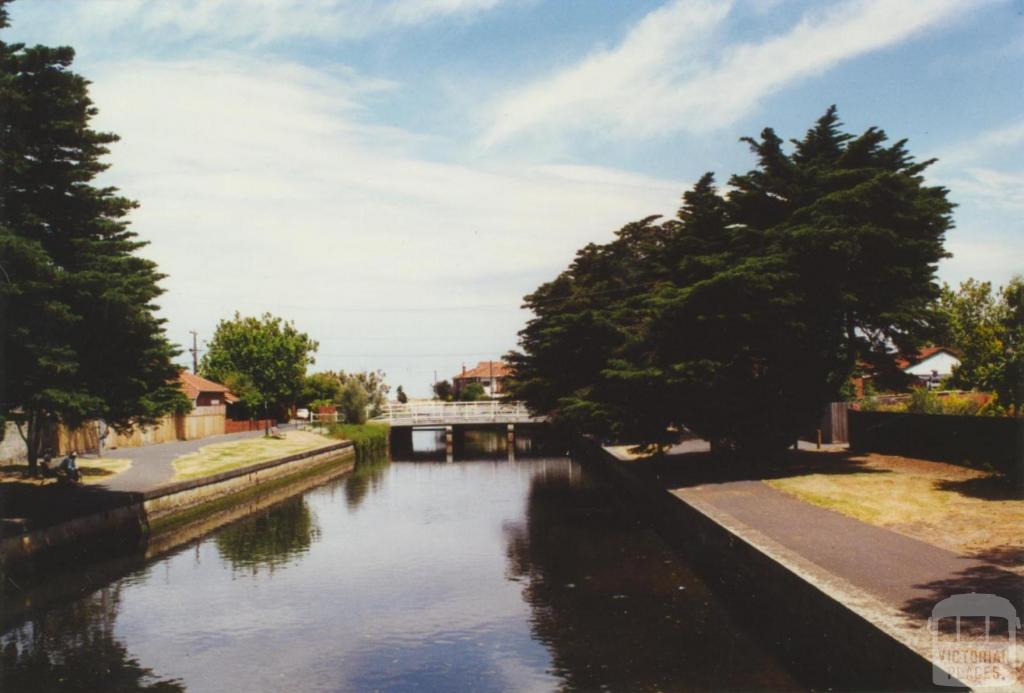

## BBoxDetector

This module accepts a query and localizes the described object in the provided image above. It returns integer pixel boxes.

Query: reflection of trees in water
[0,584,183,692]
[504,465,797,692]
[215,496,320,574]
[343,457,389,510]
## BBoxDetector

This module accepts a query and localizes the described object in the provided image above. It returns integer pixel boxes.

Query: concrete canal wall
[1,442,356,567]
[575,438,961,692]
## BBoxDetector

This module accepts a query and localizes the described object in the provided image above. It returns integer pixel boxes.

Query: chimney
[462,363,466,376]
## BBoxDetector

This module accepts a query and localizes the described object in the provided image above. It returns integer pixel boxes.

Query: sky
[7,0,1023,397]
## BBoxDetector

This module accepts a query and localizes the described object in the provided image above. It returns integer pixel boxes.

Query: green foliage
[0,7,186,464]
[301,372,341,406]
[457,381,487,402]
[861,389,1004,416]
[510,107,953,456]
[937,276,1023,410]
[299,369,389,417]
[337,381,369,424]
[214,496,319,574]
[328,422,389,463]
[432,379,453,401]
[396,385,408,404]
[200,312,318,419]
[906,388,945,414]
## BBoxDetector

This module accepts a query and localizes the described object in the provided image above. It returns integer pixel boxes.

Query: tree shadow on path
[631,448,888,489]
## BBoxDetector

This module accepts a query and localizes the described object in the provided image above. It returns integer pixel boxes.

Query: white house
[902,347,961,385]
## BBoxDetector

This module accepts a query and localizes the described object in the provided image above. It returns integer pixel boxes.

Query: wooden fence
[819,402,851,444]
[54,406,227,454]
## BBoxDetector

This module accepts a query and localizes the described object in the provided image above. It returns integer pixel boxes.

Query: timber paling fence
[848,410,1023,479]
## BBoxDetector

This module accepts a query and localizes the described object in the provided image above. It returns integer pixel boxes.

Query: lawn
[0,457,133,485]
[766,452,1024,566]
[172,430,335,480]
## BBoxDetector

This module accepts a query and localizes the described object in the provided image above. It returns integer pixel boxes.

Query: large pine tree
[510,107,953,456]
[0,2,185,468]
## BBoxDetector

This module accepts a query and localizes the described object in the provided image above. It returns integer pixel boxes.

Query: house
[851,346,961,396]
[178,371,239,407]
[899,347,961,387]
[453,360,511,398]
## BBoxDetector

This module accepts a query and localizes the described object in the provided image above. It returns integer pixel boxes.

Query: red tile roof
[179,371,239,403]
[454,360,512,381]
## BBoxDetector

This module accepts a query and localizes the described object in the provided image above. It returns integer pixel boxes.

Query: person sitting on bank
[61,451,81,482]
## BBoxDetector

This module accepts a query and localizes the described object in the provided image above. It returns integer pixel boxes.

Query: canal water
[1,430,802,692]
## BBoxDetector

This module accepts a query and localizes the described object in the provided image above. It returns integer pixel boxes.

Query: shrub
[329,422,389,464]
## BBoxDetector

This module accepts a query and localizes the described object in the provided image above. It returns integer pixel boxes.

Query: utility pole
[189,330,199,373]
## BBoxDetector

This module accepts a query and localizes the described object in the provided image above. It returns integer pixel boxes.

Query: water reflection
[215,497,320,575]
[393,426,549,462]
[0,585,183,692]
[504,462,800,691]
[1,432,801,691]
[343,456,390,510]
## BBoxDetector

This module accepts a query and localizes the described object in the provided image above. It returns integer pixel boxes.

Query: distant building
[899,347,961,387]
[453,360,511,398]
[178,371,239,408]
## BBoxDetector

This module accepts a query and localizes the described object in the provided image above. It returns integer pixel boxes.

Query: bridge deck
[373,401,545,427]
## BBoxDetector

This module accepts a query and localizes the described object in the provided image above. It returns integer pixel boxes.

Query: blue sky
[7,0,1023,396]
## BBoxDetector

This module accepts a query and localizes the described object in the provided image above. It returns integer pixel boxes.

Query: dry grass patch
[766,453,1024,566]
[0,457,132,485]
[172,430,334,480]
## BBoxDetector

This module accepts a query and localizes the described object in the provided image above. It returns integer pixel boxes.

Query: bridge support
[445,425,453,462]
[507,423,514,445]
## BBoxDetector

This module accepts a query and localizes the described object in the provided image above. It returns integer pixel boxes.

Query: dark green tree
[511,107,953,456]
[200,312,318,420]
[395,385,408,404]
[0,4,186,468]
[457,381,487,402]
[300,371,342,407]
[432,379,453,401]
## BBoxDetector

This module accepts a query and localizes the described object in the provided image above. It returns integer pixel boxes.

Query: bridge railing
[373,400,540,425]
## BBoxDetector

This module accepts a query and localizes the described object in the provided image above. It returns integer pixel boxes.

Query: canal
[1,430,803,692]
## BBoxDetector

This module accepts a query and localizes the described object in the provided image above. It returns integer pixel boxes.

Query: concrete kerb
[0,441,355,566]
[575,437,966,691]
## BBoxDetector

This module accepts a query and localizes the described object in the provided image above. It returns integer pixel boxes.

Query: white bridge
[373,400,544,427]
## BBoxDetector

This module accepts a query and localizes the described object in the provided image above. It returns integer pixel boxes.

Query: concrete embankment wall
[1,442,355,568]
[1,450,357,630]
[574,438,960,692]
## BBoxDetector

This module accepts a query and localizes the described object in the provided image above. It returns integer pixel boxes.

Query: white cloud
[483,0,971,145]
[946,168,1024,211]
[11,0,509,44]
[932,119,1024,168]
[85,55,683,393]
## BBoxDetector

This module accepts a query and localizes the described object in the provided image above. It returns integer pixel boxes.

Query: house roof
[454,360,512,381]
[179,371,239,403]
[897,346,959,370]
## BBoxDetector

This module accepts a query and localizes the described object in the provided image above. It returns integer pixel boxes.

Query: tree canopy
[937,276,1024,410]
[299,369,389,418]
[432,379,453,402]
[0,4,185,464]
[510,107,953,455]
[200,313,318,419]
[457,381,487,402]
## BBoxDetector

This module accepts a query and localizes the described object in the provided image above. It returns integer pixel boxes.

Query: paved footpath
[92,429,267,493]
[608,444,1023,634]
[675,480,1023,623]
